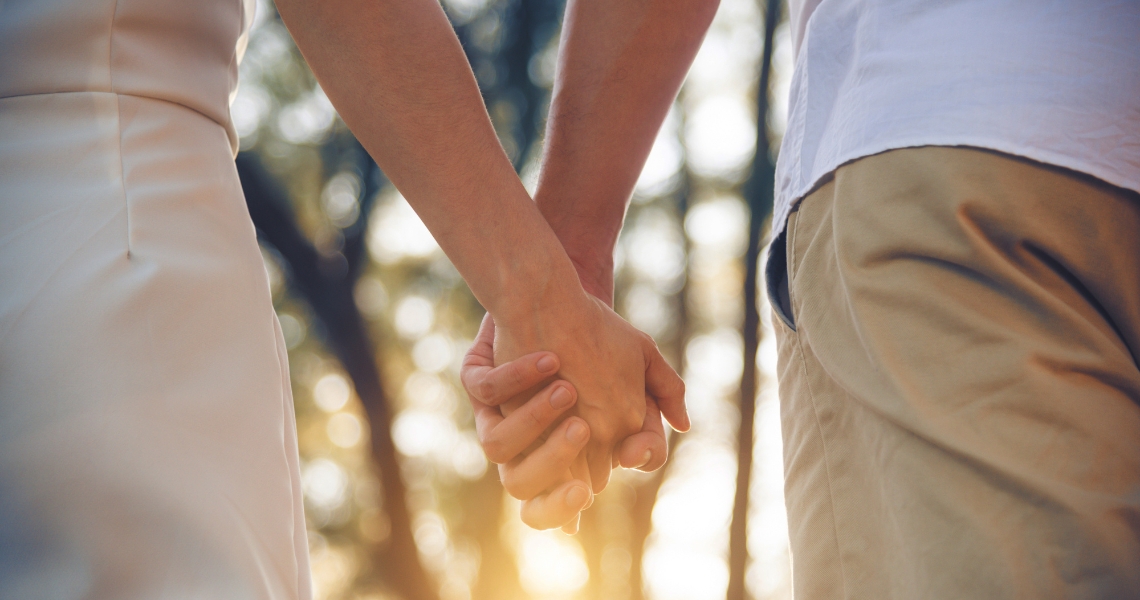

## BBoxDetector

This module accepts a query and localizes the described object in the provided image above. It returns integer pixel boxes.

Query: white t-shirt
[772,0,1140,237]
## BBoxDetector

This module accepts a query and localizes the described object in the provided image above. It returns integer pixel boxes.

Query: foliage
[234,0,793,598]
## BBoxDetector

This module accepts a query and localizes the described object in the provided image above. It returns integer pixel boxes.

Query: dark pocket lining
[765,229,796,331]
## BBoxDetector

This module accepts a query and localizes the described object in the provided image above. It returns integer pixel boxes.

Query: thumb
[462,313,496,370]
[642,337,689,432]
[618,397,668,471]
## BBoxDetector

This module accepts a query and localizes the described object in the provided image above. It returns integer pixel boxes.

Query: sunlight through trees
[234,0,794,597]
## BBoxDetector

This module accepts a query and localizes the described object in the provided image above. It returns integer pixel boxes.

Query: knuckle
[482,437,510,464]
[520,507,553,531]
[552,437,580,460]
[502,477,533,501]
[523,407,546,431]
[508,362,526,385]
[626,408,643,430]
[475,379,495,402]
[500,470,521,496]
[591,424,615,447]
[571,418,593,449]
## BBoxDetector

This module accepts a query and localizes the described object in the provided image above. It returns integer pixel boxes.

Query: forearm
[536,0,719,302]
[275,0,580,324]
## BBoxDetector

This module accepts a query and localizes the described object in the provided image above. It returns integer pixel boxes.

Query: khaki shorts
[767,147,1140,599]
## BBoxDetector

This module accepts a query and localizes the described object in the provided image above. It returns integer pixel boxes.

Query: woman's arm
[459,0,716,529]
[275,0,570,319]
[274,0,686,505]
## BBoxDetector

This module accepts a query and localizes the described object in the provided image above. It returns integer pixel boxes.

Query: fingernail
[566,485,589,509]
[562,515,581,535]
[637,450,652,469]
[566,421,588,443]
[550,386,573,410]
[536,355,557,374]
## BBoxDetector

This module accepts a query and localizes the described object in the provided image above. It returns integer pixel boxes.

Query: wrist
[567,253,614,306]
[486,231,587,335]
[534,178,623,307]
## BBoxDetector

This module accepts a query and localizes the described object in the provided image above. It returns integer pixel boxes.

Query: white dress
[0,0,311,597]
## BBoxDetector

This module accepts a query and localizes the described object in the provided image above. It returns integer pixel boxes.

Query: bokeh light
[393,410,458,458]
[277,86,337,145]
[314,373,352,413]
[685,95,757,180]
[368,190,443,264]
[518,529,591,596]
[394,296,435,340]
[327,413,364,448]
[242,0,795,596]
[636,109,684,197]
[303,458,351,512]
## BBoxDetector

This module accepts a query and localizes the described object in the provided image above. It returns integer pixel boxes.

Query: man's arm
[460,0,717,531]
[537,0,720,302]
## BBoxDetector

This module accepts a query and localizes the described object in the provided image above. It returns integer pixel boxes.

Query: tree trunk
[464,472,527,600]
[237,153,439,600]
[627,431,683,600]
[726,0,781,598]
[577,499,606,599]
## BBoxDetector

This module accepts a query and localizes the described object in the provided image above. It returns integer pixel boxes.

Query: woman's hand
[493,286,687,495]
[462,311,687,531]
[462,315,593,533]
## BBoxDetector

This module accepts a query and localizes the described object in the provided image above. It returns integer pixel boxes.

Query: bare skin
[460,0,719,530]
[463,314,678,533]
[536,0,721,301]
[274,0,688,531]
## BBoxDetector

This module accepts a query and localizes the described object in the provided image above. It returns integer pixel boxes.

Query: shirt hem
[769,138,1140,243]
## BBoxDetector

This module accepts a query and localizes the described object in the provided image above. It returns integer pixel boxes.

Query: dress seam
[0,91,228,135]
[108,0,130,258]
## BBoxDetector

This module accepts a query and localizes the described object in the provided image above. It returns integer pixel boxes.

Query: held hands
[493,290,688,493]
[461,303,689,532]
[462,315,594,533]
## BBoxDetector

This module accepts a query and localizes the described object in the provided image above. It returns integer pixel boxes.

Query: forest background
[234,0,794,598]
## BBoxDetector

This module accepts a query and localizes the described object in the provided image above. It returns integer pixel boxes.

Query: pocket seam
[766,220,797,332]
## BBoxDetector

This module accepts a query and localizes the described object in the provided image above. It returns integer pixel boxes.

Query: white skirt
[0,91,310,599]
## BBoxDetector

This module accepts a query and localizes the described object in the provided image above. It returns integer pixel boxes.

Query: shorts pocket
[765,227,796,331]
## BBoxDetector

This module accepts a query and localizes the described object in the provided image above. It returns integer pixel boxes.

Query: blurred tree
[237,148,439,600]
[627,432,684,600]
[234,0,790,597]
[727,0,782,598]
[621,111,697,600]
[448,2,568,597]
[453,0,566,168]
[237,2,569,599]
[460,472,527,600]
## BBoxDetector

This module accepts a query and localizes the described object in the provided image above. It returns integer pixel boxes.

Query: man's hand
[462,313,687,531]
[462,315,593,533]
[493,290,688,495]
[275,0,706,534]
[485,0,714,505]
